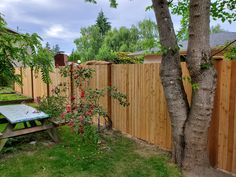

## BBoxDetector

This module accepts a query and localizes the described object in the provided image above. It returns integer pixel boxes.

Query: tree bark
[152,0,217,172]
[152,0,189,167]
[183,0,217,170]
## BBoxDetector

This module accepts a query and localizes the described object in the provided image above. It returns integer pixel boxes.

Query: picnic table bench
[0,104,59,152]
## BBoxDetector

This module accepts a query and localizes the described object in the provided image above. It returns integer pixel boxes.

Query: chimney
[54,51,68,66]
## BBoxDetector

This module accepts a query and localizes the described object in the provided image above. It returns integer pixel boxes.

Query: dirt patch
[183,167,236,177]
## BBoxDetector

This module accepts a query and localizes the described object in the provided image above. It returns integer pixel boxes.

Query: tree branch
[211,39,236,58]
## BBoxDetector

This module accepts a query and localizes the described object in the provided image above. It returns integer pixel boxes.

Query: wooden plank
[0,124,55,139]
[218,61,231,169]
[226,61,236,171]
[208,60,221,167]
[232,95,236,173]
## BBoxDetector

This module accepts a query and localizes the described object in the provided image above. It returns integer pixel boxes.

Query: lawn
[0,126,182,177]
[0,87,31,101]
[0,87,15,94]
[0,94,30,101]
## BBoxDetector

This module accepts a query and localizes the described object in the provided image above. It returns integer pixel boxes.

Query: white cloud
[44,24,80,40]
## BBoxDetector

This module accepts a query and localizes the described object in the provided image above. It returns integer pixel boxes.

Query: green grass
[0,127,182,177]
[0,93,30,101]
[0,87,14,94]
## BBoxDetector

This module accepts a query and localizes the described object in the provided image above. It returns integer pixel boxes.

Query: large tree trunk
[183,0,217,170]
[152,0,217,172]
[152,0,189,167]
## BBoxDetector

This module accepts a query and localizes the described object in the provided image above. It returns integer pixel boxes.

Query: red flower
[71,96,76,101]
[80,90,85,98]
[79,116,83,122]
[66,104,71,113]
[60,112,66,119]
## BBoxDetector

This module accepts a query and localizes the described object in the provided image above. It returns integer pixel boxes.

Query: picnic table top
[0,104,49,124]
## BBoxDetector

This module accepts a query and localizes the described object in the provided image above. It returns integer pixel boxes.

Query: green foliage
[169,0,236,40]
[169,0,189,41]
[137,19,159,50]
[182,76,199,91]
[32,47,54,84]
[0,16,54,85]
[85,0,118,8]
[55,65,129,138]
[74,25,103,62]
[99,26,140,53]
[224,44,236,60]
[68,49,81,62]
[114,52,143,64]
[38,84,67,119]
[210,24,226,34]
[96,45,117,61]
[211,0,236,23]
[96,10,111,36]
[74,13,158,63]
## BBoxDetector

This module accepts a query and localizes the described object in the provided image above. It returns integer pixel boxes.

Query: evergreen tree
[45,42,51,50]
[52,44,60,54]
[96,10,111,36]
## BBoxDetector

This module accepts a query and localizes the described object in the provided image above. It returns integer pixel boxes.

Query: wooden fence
[14,60,236,174]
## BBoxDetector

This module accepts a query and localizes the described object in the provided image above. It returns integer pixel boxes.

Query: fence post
[107,63,112,119]
[31,68,34,99]
[70,64,75,105]
[20,67,23,94]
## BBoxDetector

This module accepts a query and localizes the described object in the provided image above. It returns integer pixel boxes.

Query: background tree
[210,24,226,34]
[137,19,159,50]
[45,42,51,50]
[96,10,111,36]
[52,44,60,54]
[99,26,139,52]
[68,49,81,62]
[74,25,102,62]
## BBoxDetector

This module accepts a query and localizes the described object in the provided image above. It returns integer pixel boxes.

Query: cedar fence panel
[14,60,236,174]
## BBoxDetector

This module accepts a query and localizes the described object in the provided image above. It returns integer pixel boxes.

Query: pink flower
[79,116,83,122]
[60,112,66,119]
[80,90,85,98]
[71,96,76,101]
[66,104,71,113]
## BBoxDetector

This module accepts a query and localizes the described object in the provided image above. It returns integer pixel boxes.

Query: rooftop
[130,32,236,56]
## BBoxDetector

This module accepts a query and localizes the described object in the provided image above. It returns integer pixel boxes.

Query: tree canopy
[96,10,111,36]
[74,10,159,63]
[0,16,54,85]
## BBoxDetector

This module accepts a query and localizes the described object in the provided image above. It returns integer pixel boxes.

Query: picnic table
[0,104,59,151]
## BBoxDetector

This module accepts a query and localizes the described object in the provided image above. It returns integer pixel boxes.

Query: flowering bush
[40,64,129,144]
[38,83,68,120]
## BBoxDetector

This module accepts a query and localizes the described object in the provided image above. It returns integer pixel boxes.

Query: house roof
[129,32,236,56]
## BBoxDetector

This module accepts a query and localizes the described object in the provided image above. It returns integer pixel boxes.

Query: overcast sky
[1,0,235,54]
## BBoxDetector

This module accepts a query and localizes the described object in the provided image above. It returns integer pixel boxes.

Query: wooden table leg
[47,128,59,143]
[0,123,15,152]
[0,138,8,152]
[41,120,59,143]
